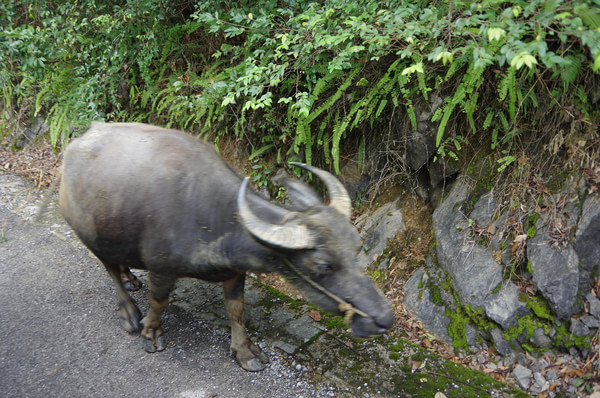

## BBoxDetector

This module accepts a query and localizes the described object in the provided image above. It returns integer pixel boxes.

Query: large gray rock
[403,267,452,345]
[490,328,513,356]
[403,170,599,358]
[484,283,529,330]
[512,364,533,390]
[405,179,529,351]
[528,221,580,320]
[338,156,374,202]
[469,192,496,225]
[360,200,405,260]
[433,178,504,310]
[587,293,600,319]
[575,195,600,295]
[9,117,49,149]
[427,157,461,190]
[570,317,591,337]
[404,121,437,171]
[533,327,553,349]
[402,94,443,171]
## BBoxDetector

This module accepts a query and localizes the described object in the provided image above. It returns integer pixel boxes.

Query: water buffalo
[58,122,393,371]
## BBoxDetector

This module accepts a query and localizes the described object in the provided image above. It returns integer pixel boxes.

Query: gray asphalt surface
[0,173,331,398]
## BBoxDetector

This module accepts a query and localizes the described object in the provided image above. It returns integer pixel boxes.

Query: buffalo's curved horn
[290,162,352,219]
[237,178,316,250]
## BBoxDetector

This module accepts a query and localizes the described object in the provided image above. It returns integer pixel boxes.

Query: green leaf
[435,50,453,65]
[407,105,417,129]
[401,62,424,76]
[593,51,600,73]
[356,77,369,87]
[249,144,274,160]
[510,52,538,70]
[375,99,388,118]
[497,155,516,172]
[487,27,506,42]
[556,12,572,19]
[491,128,499,150]
[560,55,581,85]
[221,93,236,107]
[483,110,494,130]
[357,134,365,172]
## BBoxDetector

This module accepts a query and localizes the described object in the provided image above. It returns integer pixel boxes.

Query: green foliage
[525,213,540,238]
[1,0,194,144]
[1,0,599,174]
[249,161,271,188]
[526,294,554,321]
[190,0,600,169]
[445,307,469,350]
[428,283,443,305]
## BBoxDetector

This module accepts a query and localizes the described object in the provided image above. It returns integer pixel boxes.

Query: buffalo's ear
[237,178,317,250]
[281,178,322,211]
[289,162,352,219]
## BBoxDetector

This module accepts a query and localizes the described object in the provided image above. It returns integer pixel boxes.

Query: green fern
[407,105,417,130]
[508,68,517,120]
[331,115,350,174]
[464,91,478,134]
[291,66,360,167]
[357,133,365,172]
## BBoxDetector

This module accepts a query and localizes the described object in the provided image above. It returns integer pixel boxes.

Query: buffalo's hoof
[142,335,166,353]
[234,344,269,372]
[123,279,143,292]
[242,358,267,372]
[141,326,166,353]
[120,317,141,334]
[118,305,142,333]
[120,267,143,292]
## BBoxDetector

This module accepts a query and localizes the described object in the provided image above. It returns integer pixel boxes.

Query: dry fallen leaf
[411,361,422,372]
[514,234,528,243]
[564,368,586,378]
[308,309,322,322]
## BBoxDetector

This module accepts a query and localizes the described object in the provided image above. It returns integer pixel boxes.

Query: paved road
[0,173,330,398]
[0,172,521,398]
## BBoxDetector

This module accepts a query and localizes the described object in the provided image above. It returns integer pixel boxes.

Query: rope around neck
[282,258,369,325]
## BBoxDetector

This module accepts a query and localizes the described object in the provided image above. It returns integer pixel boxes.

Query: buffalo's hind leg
[140,272,176,353]
[119,265,143,291]
[223,273,269,371]
[101,261,143,333]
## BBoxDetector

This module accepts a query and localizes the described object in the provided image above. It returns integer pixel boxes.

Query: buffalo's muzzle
[350,308,394,338]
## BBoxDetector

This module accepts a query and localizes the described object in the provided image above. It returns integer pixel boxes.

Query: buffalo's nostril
[350,308,394,338]
[376,309,394,331]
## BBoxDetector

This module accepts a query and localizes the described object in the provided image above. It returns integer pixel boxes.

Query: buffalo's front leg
[223,273,269,371]
[141,272,176,353]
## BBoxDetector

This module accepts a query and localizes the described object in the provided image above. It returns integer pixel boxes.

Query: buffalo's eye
[315,261,334,274]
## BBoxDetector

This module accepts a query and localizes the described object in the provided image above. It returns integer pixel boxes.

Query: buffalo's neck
[184,228,281,276]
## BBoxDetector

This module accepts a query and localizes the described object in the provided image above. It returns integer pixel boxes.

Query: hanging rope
[282,258,369,325]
